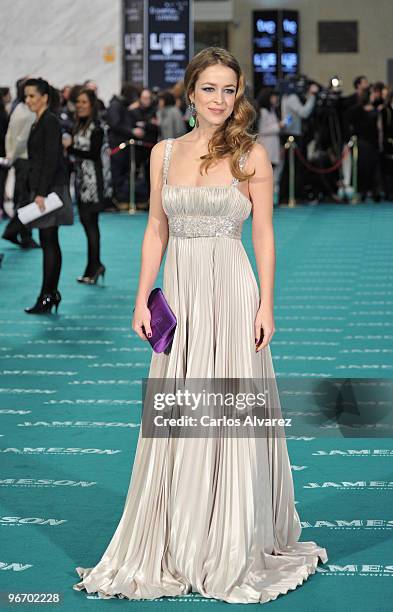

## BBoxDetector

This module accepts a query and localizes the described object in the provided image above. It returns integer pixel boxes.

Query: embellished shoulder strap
[162,138,175,184]
[231,151,249,186]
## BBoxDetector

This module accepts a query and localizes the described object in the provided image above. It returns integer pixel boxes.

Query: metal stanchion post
[128,139,136,214]
[284,136,296,208]
[351,135,359,204]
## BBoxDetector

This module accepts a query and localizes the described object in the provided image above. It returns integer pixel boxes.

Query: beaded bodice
[161,138,251,239]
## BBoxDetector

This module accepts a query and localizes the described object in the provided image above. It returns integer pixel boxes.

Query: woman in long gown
[73,47,328,604]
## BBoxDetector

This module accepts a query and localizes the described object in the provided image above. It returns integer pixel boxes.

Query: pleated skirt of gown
[73,228,328,604]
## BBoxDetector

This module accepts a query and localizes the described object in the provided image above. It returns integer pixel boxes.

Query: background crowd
[0,73,392,313]
[1,74,393,223]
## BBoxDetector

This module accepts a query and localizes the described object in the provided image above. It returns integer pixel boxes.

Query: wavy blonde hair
[184,47,257,181]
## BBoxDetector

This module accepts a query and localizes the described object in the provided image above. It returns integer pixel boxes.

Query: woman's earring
[188,102,196,128]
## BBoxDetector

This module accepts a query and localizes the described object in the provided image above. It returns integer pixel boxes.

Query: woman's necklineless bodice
[161,139,252,240]
[161,138,252,209]
[162,183,252,210]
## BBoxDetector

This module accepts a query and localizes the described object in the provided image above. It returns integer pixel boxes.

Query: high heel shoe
[78,264,106,285]
[24,291,61,314]
[76,265,90,284]
[53,290,62,312]
[77,274,90,284]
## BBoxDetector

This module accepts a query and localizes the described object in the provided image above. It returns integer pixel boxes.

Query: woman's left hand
[254,304,275,351]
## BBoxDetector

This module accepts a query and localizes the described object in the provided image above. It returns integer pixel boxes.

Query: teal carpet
[0,202,393,611]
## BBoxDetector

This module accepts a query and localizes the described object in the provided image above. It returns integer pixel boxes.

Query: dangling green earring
[188,102,196,128]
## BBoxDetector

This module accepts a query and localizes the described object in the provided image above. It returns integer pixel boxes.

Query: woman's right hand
[132,303,152,340]
[34,196,46,212]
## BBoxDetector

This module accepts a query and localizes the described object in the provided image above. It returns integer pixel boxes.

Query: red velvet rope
[291,144,350,174]
[111,137,351,177]
[110,139,155,156]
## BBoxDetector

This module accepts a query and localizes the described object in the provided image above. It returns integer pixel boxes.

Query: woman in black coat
[0,88,10,218]
[23,78,73,314]
[64,88,106,284]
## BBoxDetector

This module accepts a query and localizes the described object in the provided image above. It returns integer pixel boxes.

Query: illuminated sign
[123,0,145,87]
[252,10,299,94]
[123,0,192,89]
[148,0,192,89]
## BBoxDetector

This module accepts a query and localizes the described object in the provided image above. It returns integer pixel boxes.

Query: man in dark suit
[342,75,370,112]
[129,88,159,207]
[106,83,142,207]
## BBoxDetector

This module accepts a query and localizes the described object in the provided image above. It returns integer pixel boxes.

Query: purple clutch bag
[145,288,177,353]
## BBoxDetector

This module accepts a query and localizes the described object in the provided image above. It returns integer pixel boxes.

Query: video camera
[315,77,343,108]
[277,74,313,98]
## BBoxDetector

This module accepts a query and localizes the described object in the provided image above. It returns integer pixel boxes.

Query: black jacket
[106,95,135,147]
[0,108,9,157]
[345,104,379,149]
[129,105,159,144]
[27,108,67,197]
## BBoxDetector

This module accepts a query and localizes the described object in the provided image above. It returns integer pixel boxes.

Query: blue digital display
[253,53,277,70]
[283,18,297,35]
[281,12,299,78]
[252,10,299,93]
[256,19,276,35]
[281,53,298,73]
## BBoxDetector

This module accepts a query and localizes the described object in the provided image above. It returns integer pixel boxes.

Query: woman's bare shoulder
[150,138,167,156]
[245,141,273,179]
[150,139,170,171]
[247,140,270,163]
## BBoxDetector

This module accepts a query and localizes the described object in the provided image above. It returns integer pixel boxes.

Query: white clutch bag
[17,192,64,225]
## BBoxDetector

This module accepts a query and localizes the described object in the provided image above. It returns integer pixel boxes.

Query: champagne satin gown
[73,138,328,604]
